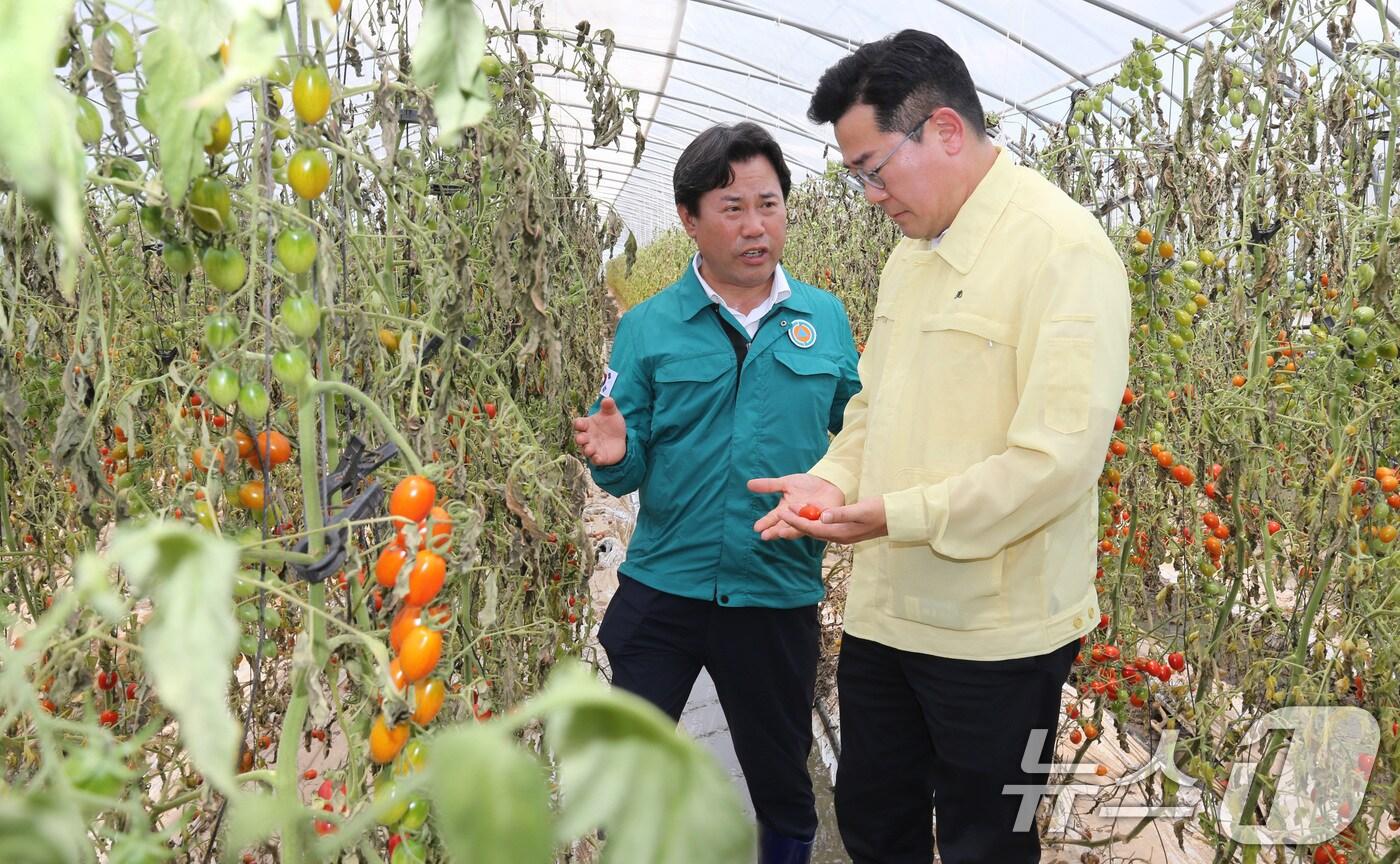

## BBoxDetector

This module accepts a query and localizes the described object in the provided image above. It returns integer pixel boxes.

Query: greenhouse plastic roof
[486,0,1400,244]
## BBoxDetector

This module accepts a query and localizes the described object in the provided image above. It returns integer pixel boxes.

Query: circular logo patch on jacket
[788,319,817,348]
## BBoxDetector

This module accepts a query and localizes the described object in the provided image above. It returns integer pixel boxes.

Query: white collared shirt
[693,253,791,339]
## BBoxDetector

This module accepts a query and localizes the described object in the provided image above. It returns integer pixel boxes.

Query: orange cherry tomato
[386,658,408,693]
[233,429,255,458]
[193,446,226,472]
[369,715,409,764]
[238,480,266,511]
[396,505,453,553]
[375,544,409,589]
[390,475,436,523]
[390,605,423,654]
[411,679,445,725]
[251,429,292,468]
[405,551,445,605]
[398,625,442,682]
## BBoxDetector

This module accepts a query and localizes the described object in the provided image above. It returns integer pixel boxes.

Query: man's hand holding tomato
[747,474,889,544]
[572,397,627,466]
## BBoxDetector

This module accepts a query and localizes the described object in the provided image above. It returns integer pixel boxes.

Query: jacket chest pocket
[768,351,841,444]
[916,311,1018,432]
[652,353,734,436]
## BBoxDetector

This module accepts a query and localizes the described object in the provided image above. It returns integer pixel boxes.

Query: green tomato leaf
[428,724,554,864]
[112,521,241,795]
[143,29,220,206]
[155,0,233,57]
[193,2,284,112]
[0,792,93,864]
[534,662,754,864]
[0,0,88,302]
[412,0,488,144]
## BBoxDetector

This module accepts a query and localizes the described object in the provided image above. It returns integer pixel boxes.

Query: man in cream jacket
[750,30,1130,864]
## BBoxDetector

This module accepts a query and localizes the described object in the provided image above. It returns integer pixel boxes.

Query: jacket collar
[932,147,1020,275]
[676,260,813,320]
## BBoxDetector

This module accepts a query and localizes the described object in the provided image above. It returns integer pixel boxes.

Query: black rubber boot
[758,825,813,864]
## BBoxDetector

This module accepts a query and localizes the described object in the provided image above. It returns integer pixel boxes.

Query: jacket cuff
[883,482,948,544]
[589,431,640,490]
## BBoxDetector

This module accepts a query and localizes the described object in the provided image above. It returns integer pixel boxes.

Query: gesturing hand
[572,397,628,466]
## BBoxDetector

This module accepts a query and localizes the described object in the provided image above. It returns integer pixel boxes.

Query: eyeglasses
[842,115,931,193]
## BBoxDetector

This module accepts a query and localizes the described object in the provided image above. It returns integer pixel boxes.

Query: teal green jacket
[590,265,861,608]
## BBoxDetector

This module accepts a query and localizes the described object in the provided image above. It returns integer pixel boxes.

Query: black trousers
[598,574,820,840]
[834,632,1078,864]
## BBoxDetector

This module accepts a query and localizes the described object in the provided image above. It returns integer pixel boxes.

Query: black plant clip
[288,434,399,584]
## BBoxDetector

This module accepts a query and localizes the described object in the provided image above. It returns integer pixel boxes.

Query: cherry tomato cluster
[358,474,455,849]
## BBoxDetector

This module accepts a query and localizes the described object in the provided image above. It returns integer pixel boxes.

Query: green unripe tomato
[280,293,321,339]
[239,379,270,418]
[271,347,310,388]
[202,246,248,293]
[204,314,239,353]
[206,365,241,407]
[275,227,317,275]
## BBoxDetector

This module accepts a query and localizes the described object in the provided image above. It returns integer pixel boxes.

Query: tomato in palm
[390,476,436,523]
[275,226,317,274]
[205,109,233,155]
[272,347,311,388]
[202,246,248,293]
[287,148,331,200]
[163,239,196,277]
[292,66,332,125]
[376,544,409,589]
[368,715,409,764]
[238,480,265,512]
[411,678,445,725]
[797,504,823,521]
[188,176,232,233]
[206,365,240,408]
[249,429,291,468]
[397,625,441,682]
[405,551,445,605]
[280,293,321,339]
[239,379,270,418]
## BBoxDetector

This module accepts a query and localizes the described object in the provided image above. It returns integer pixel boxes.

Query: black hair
[808,30,985,138]
[673,122,792,216]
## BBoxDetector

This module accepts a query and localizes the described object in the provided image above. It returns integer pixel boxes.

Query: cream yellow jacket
[811,149,1130,661]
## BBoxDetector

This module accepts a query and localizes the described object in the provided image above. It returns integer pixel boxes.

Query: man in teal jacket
[573,122,860,864]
